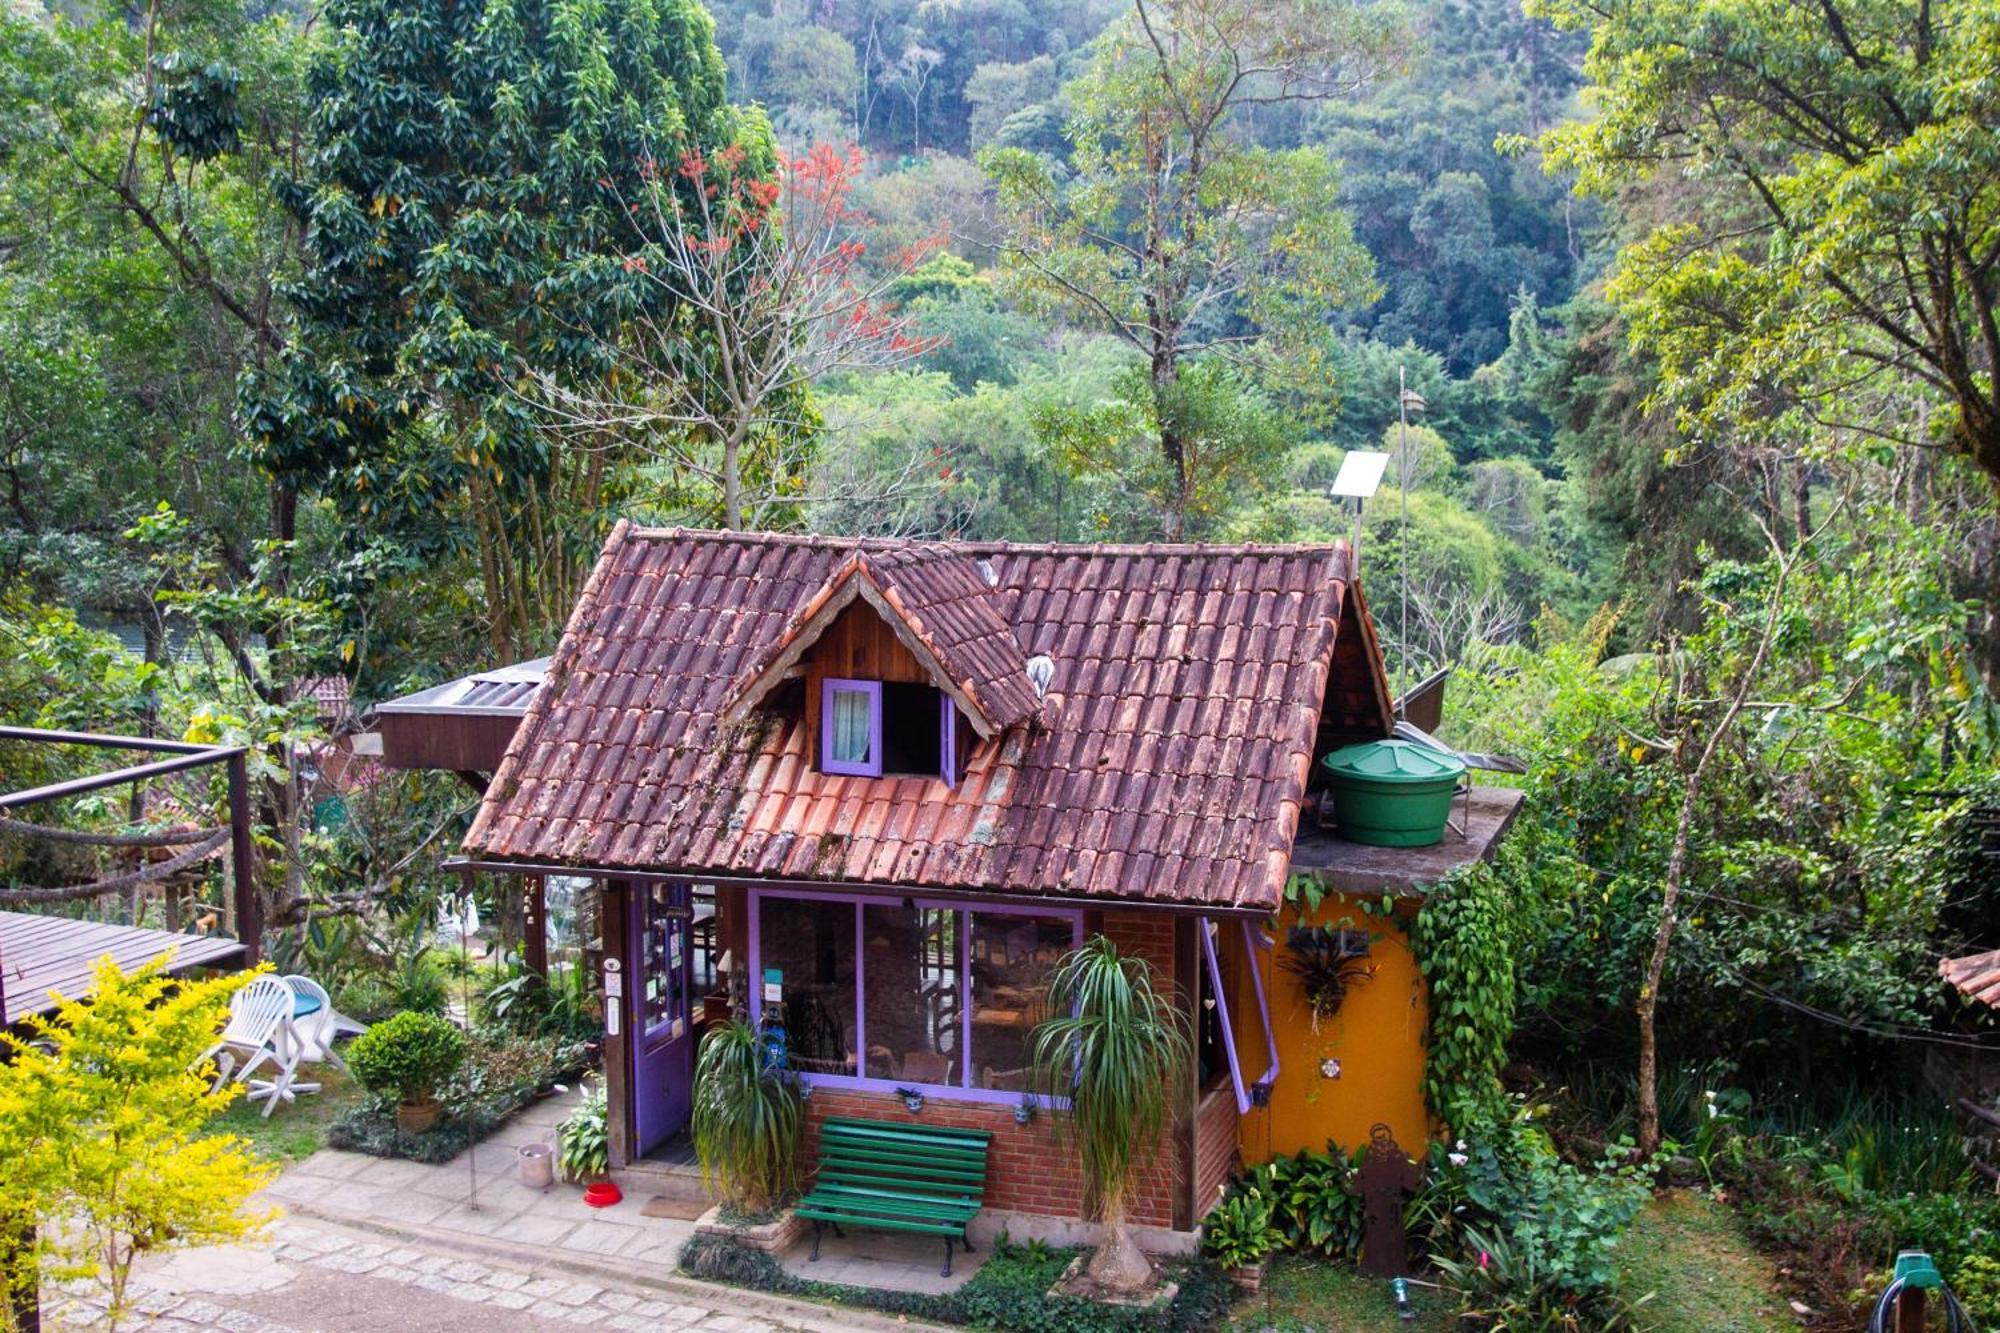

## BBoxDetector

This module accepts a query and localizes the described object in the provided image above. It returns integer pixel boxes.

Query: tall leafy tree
[1531,0,2000,482]
[982,0,1402,536]
[1526,0,2000,681]
[243,0,767,659]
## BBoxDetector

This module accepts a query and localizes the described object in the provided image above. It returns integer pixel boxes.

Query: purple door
[629,881,695,1156]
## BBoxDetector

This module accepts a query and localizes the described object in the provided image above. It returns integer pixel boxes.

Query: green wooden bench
[795,1116,992,1276]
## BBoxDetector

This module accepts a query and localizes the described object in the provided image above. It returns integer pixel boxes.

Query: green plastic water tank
[1320,739,1466,847]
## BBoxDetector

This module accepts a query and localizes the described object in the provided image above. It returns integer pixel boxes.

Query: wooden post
[1172,914,1200,1233]
[523,876,548,977]
[225,752,260,965]
[1895,1284,1925,1333]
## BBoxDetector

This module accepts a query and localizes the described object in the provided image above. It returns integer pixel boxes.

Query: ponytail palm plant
[1027,934,1193,1295]
[692,1019,802,1214]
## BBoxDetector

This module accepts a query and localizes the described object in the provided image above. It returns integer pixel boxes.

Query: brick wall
[793,910,1228,1232]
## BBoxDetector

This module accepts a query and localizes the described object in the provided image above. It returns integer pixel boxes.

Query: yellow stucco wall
[1227,893,1431,1164]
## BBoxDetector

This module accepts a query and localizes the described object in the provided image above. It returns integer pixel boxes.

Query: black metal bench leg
[810,1221,822,1262]
[961,1230,974,1253]
[830,1221,845,1238]
[942,1236,954,1278]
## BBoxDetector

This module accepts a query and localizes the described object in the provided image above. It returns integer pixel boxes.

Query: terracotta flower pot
[395,1096,442,1134]
[582,1180,623,1208]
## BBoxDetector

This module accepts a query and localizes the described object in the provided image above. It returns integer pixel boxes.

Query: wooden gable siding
[802,601,931,741]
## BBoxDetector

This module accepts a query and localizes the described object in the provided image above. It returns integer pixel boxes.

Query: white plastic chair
[201,976,293,1090]
[281,975,348,1074]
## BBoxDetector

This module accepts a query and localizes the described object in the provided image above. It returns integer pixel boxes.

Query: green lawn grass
[1225,1256,1456,1331]
[204,1063,367,1165]
[1224,1190,1792,1332]
[1620,1189,1795,1333]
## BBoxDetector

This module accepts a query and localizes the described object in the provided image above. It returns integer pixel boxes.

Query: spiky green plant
[691,1019,802,1213]
[1026,934,1192,1294]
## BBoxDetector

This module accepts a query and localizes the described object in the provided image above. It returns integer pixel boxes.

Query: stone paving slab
[45,1216,939,1332]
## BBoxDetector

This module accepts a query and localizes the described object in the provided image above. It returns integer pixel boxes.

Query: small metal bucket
[518,1142,555,1190]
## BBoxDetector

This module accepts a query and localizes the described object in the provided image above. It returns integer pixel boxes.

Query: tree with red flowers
[527,140,946,530]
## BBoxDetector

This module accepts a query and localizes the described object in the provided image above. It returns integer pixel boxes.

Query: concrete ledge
[966,1209,1198,1258]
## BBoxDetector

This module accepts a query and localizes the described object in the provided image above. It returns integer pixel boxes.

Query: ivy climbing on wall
[1409,854,1518,1137]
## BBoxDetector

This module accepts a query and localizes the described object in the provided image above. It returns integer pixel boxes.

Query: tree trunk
[1150,347,1186,540]
[1083,1188,1154,1295]
[1635,549,1791,1157]
[723,423,744,531]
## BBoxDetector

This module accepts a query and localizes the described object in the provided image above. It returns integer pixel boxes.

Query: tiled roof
[724,545,1039,736]
[463,524,1394,911]
[1943,949,2000,1009]
[299,675,351,722]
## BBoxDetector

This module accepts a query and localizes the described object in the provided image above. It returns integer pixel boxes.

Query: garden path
[42,1091,940,1332]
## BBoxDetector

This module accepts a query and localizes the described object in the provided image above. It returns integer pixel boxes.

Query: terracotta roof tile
[463,526,1392,911]
[1942,949,2000,1009]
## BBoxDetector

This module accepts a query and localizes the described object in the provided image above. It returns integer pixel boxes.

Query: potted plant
[347,1010,468,1134]
[1280,924,1376,1032]
[1201,1183,1279,1292]
[1027,934,1192,1300]
[558,1080,617,1205]
[691,1018,802,1214]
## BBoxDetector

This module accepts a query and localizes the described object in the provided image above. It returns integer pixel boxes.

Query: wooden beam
[1173,913,1200,1233]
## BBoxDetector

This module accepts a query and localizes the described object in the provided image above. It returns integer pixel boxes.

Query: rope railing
[0,814,219,848]
[0,827,230,905]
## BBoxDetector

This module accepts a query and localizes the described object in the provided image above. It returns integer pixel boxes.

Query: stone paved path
[46,1216,913,1332]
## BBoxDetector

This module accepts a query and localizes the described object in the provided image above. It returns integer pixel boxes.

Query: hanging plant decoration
[1281,925,1377,1031]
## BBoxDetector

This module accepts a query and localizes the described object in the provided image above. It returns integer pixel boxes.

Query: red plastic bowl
[582,1181,623,1208]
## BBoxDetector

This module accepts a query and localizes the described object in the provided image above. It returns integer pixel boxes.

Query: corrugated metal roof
[373,658,551,718]
[462,526,1394,912]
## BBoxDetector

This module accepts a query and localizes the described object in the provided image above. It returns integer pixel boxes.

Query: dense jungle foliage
[1,0,1996,1323]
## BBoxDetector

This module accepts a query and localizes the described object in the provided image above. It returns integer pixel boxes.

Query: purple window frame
[820,678,882,776]
[1201,917,1281,1114]
[748,886,1082,1107]
[941,699,958,787]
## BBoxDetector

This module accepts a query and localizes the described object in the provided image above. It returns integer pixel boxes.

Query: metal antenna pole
[1397,364,1410,678]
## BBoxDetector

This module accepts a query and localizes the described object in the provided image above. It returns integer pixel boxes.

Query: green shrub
[1261,1144,1366,1258]
[347,1011,467,1103]
[477,959,600,1043]
[1414,1103,1652,1325]
[558,1081,610,1182]
[327,1034,586,1164]
[332,974,397,1024]
[1954,1253,2000,1326]
[1433,1225,1647,1330]
[445,1033,589,1118]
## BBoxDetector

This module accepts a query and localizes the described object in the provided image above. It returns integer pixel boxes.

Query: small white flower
[1454,1139,1467,1151]
[1703,1090,1717,1103]
[1448,1152,1470,1167]
[1706,1104,1718,1119]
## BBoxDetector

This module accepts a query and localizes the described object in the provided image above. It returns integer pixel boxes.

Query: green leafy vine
[1409,857,1517,1137]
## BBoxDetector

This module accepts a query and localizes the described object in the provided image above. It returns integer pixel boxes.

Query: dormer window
[820,677,960,784]
[821,678,881,775]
